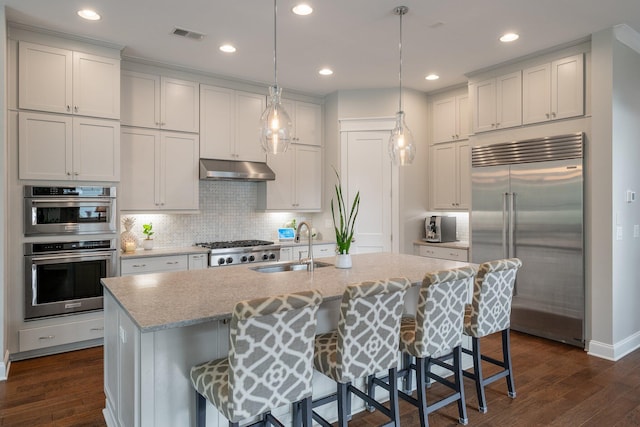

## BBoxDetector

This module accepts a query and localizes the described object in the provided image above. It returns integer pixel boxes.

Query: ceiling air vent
[171,27,205,41]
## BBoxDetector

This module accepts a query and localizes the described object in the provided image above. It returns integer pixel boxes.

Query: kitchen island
[101,253,472,427]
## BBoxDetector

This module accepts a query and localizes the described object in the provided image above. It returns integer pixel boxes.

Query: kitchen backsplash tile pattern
[121,181,304,248]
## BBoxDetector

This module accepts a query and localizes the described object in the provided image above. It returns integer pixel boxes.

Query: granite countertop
[102,252,471,333]
[413,240,469,250]
[120,246,210,259]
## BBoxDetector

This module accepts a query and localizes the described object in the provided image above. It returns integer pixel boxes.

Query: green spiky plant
[331,168,360,254]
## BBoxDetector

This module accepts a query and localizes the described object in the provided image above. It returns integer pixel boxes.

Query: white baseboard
[0,349,10,380]
[588,330,640,361]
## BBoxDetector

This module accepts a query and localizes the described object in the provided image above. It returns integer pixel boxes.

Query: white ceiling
[4,0,640,96]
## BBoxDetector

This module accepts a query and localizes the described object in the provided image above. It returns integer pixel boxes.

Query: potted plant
[331,168,360,268]
[142,222,154,250]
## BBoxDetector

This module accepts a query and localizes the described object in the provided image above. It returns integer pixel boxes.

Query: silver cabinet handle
[166,261,179,265]
[132,264,147,268]
[39,335,55,340]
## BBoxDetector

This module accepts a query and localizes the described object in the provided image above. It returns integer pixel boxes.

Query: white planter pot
[335,254,352,269]
[142,239,154,250]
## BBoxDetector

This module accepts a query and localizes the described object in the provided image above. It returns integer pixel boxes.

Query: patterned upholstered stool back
[228,290,323,421]
[465,258,522,338]
[409,266,475,358]
[336,277,411,383]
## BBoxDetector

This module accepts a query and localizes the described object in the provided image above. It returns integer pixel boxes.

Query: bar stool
[190,289,323,427]
[462,258,522,413]
[374,266,475,426]
[310,277,411,427]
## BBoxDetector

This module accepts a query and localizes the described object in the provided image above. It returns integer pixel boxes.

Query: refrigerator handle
[502,192,509,258]
[509,192,516,258]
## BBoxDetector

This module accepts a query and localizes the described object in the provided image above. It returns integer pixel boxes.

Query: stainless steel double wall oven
[23,186,117,320]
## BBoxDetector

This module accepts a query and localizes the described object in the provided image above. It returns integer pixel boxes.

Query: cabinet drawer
[188,253,208,270]
[313,244,335,258]
[418,245,468,262]
[19,318,104,352]
[121,255,188,275]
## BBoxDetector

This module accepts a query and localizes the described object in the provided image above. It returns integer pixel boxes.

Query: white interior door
[344,131,392,253]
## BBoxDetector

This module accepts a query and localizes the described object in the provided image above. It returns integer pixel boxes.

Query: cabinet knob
[74,106,78,113]
[545,113,550,119]
[491,123,496,128]
[496,122,500,127]
[66,105,71,112]
[74,172,79,176]
[66,172,72,176]
[551,112,556,118]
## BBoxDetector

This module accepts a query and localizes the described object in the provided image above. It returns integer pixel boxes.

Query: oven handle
[29,251,116,263]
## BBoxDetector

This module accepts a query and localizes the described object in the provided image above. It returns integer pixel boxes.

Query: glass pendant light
[389,6,416,166]
[260,0,293,155]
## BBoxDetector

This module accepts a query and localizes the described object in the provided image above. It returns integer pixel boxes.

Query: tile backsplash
[120,181,303,248]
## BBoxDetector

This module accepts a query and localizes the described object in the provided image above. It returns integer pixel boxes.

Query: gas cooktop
[195,240,280,267]
[195,240,275,250]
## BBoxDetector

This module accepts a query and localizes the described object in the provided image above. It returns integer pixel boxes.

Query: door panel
[346,131,391,253]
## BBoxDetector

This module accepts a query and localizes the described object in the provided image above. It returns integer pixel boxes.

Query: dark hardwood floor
[1,331,640,426]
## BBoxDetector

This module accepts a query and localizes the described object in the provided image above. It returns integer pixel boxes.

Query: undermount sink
[251,261,333,273]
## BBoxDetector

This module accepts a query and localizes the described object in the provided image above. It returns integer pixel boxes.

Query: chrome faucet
[295,221,314,271]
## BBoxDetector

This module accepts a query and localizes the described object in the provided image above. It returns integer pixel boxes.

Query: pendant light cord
[398,8,403,113]
[273,0,278,87]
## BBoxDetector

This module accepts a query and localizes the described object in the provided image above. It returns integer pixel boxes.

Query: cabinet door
[294,145,322,211]
[121,71,161,128]
[160,132,199,210]
[294,102,322,146]
[120,128,160,210]
[235,91,266,162]
[522,63,551,124]
[19,112,73,180]
[18,42,72,114]
[496,71,522,129]
[457,142,471,209]
[73,118,120,181]
[313,243,334,258]
[279,247,293,261]
[431,142,457,209]
[265,149,294,209]
[456,95,470,140]
[161,77,199,133]
[432,97,457,143]
[471,78,496,133]
[552,54,584,120]
[200,85,235,160]
[73,52,120,119]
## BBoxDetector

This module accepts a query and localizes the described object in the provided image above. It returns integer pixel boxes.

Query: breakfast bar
[101,253,472,427]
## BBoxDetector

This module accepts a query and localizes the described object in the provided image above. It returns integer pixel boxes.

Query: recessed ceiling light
[500,32,519,43]
[292,4,313,16]
[425,74,440,81]
[77,9,101,21]
[219,44,236,53]
[318,68,333,76]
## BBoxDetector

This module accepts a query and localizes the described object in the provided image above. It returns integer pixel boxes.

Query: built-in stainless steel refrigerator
[470,133,584,347]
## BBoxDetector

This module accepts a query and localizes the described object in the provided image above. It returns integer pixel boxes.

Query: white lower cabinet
[121,255,188,275]
[188,253,209,270]
[280,243,335,261]
[416,245,468,262]
[19,111,120,181]
[120,127,199,211]
[18,317,104,352]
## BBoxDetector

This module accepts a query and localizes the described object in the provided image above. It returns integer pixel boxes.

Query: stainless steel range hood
[199,159,276,181]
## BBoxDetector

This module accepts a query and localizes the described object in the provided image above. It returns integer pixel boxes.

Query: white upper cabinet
[199,85,266,162]
[18,41,120,119]
[523,54,584,124]
[120,127,199,211]
[19,111,120,181]
[430,141,470,210]
[281,99,323,146]
[471,71,522,133]
[432,95,469,143]
[121,70,199,133]
[259,144,322,212]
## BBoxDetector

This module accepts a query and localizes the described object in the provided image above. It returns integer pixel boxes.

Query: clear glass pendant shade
[260,85,293,154]
[389,111,416,166]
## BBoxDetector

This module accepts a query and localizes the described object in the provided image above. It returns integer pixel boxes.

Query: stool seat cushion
[191,357,231,420]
